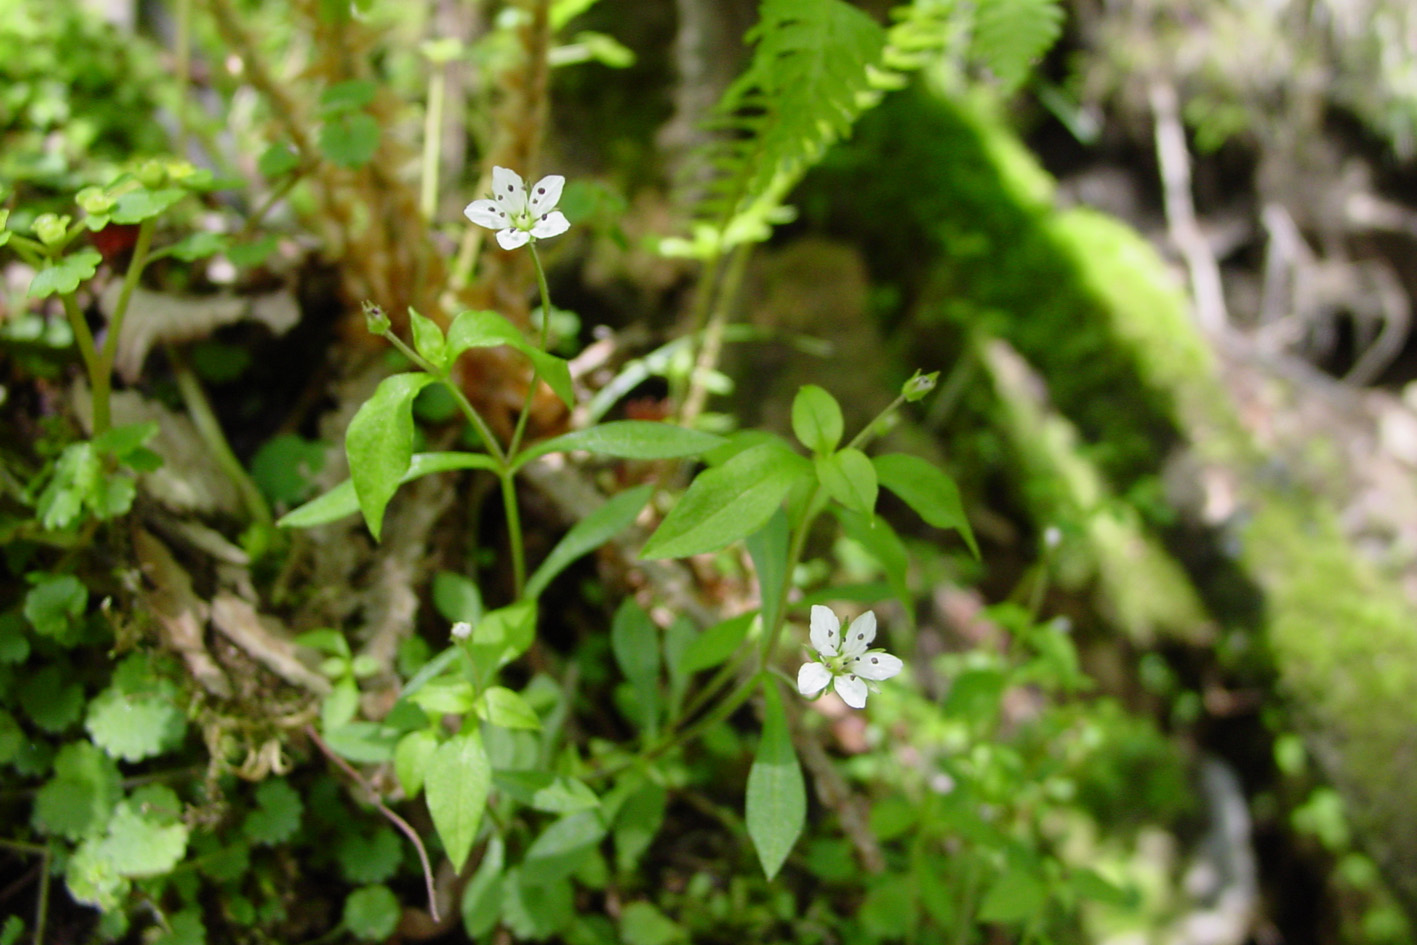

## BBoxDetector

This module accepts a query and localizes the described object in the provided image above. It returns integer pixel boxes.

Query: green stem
[381,330,507,467]
[420,64,446,220]
[501,470,526,599]
[680,241,751,426]
[167,344,273,527]
[89,218,156,434]
[60,293,102,397]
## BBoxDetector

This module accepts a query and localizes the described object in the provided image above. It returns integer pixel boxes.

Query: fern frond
[971,0,1064,93]
[686,0,886,248]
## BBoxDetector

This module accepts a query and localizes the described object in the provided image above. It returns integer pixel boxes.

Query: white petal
[809,605,841,657]
[464,198,509,230]
[496,228,531,250]
[491,166,528,214]
[527,174,565,215]
[530,210,570,240]
[797,661,832,697]
[841,610,877,658]
[834,674,868,709]
[846,650,902,681]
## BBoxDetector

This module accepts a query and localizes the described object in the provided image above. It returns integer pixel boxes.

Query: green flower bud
[902,370,938,402]
[76,187,116,215]
[33,213,72,248]
[363,300,391,336]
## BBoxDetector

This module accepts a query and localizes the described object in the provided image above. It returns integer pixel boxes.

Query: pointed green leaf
[745,679,804,879]
[408,307,448,371]
[611,599,660,736]
[278,450,499,529]
[426,730,491,871]
[476,686,542,731]
[640,442,811,559]
[492,771,599,813]
[525,484,654,599]
[873,452,978,558]
[521,810,607,885]
[394,729,439,798]
[746,510,789,640]
[791,384,842,455]
[447,309,523,356]
[468,601,537,678]
[344,373,436,540]
[514,421,725,469]
[816,447,877,513]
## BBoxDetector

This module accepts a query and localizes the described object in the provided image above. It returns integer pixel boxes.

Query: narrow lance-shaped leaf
[278,451,500,530]
[640,441,811,559]
[745,677,805,879]
[345,373,436,540]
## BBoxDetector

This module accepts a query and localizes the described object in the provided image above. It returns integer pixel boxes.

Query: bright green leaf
[746,509,789,645]
[101,791,189,878]
[29,249,101,298]
[816,447,877,513]
[515,421,724,468]
[467,601,537,679]
[745,679,804,879]
[640,442,810,559]
[345,373,436,540]
[426,730,491,871]
[111,188,184,224]
[791,384,843,455]
[32,741,122,840]
[394,729,439,799]
[278,450,498,529]
[476,686,542,731]
[873,452,978,557]
[408,307,448,370]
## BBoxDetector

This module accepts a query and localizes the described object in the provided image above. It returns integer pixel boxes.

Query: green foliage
[744,680,805,879]
[85,653,187,762]
[242,779,304,846]
[678,0,886,252]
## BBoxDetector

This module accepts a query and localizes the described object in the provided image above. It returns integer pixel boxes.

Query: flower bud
[902,370,938,402]
[363,300,391,336]
[33,213,71,248]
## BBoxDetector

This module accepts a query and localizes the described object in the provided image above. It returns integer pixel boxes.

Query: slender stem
[175,0,192,156]
[60,293,102,395]
[501,470,526,599]
[381,330,507,467]
[306,725,440,924]
[420,65,446,220]
[90,218,156,434]
[759,489,825,669]
[167,344,273,527]
[680,241,750,425]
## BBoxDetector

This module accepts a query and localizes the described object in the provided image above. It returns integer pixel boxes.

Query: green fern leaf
[972,0,1064,93]
[690,0,886,242]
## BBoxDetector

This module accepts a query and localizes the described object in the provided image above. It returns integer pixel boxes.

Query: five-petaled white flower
[464,166,571,250]
[796,605,902,709]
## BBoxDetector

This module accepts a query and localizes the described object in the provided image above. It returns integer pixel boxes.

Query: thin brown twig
[304,725,440,924]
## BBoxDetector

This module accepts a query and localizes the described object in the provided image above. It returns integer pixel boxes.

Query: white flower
[451,621,472,641]
[796,606,902,709]
[463,166,571,250]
